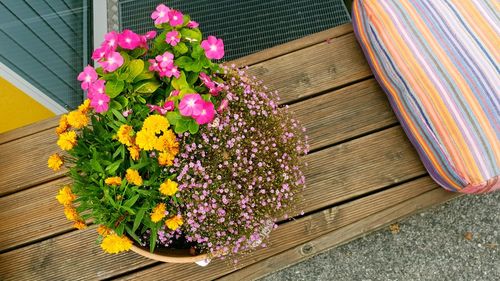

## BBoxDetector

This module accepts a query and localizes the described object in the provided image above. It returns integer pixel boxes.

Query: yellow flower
[105,176,122,186]
[116,125,134,146]
[67,110,89,129]
[150,203,166,223]
[128,145,140,161]
[142,115,169,134]
[56,185,76,206]
[78,99,91,114]
[73,220,87,230]
[135,130,157,151]
[97,225,112,236]
[165,215,183,230]
[125,169,143,186]
[57,131,77,151]
[100,233,132,254]
[64,206,79,221]
[158,151,175,166]
[159,179,178,196]
[55,114,69,135]
[154,130,179,153]
[47,153,63,171]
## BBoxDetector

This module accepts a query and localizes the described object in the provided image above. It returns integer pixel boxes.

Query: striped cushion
[352,0,499,193]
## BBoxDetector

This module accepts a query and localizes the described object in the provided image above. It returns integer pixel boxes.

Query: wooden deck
[0,23,460,281]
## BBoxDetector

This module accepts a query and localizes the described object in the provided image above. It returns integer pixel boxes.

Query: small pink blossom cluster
[170,66,309,257]
[77,65,109,113]
[148,52,180,78]
[178,94,215,125]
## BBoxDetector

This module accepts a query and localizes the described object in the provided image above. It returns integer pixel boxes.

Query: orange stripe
[352,1,461,190]
[369,1,477,181]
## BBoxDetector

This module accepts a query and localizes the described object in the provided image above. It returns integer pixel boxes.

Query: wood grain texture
[0,177,436,281]
[0,128,65,196]
[291,79,396,151]
[246,33,372,104]
[0,116,59,145]
[0,177,71,252]
[219,183,460,281]
[232,24,354,67]
[115,178,443,281]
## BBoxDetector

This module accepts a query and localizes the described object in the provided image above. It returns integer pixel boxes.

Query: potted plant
[48,4,308,265]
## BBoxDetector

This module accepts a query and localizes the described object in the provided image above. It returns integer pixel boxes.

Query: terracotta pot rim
[130,243,209,263]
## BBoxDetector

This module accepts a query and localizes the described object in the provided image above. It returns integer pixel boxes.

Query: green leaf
[115,96,129,108]
[180,28,202,43]
[126,60,144,82]
[187,71,199,85]
[126,225,141,244]
[103,188,117,208]
[175,56,194,68]
[95,67,104,76]
[124,194,140,208]
[116,222,125,236]
[105,80,125,98]
[109,100,123,110]
[171,71,188,90]
[173,42,188,54]
[113,145,125,159]
[130,161,150,170]
[111,108,127,123]
[134,80,161,94]
[166,111,181,126]
[132,207,146,232]
[191,44,204,59]
[188,119,199,134]
[120,205,136,215]
[129,47,147,58]
[90,158,104,173]
[105,160,122,175]
[118,72,129,81]
[174,117,190,134]
[149,227,157,252]
[133,71,155,83]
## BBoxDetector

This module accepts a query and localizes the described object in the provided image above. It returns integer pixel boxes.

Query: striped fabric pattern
[352,0,499,193]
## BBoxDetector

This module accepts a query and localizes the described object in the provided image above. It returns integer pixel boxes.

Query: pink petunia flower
[118,29,141,50]
[147,101,175,115]
[87,79,105,100]
[77,65,98,90]
[199,72,222,96]
[201,36,224,60]
[103,31,118,51]
[156,52,174,68]
[170,90,180,97]
[179,94,203,117]
[91,46,108,60]
[217,99,229,113]
[168,10,184,26]
[151,4,170,25]
[193,100,215,125]
[165,30,180,46]
[100,51,124,72]
[148,59,159,72]
[90,92,110,113]
[187,20,199,28]
[161,65,180,78]
[138,30,157,49]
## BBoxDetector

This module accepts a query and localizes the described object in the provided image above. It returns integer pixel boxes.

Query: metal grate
[119,0,351,61]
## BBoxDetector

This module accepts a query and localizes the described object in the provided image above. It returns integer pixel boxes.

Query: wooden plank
[0,177,71,252]
[232,23,354,67]
[0,127,65,196]
[0,116,59,145]
[0,125,418,252]
[0,177,438,281]
[291,79,396,151]
[219,186,460,281]
[114,178,442,281]
[246,32,372,104]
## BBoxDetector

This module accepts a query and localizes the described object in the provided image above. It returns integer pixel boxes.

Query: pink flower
[179,94,203,117]
[168,10,184,26]
[87,79,105,100]
[100,52,124,72]
[165,30,180,46]
[217,99,229,113]
[199,72,222,96]
[170,90,180,97]
[103,31,118,50]
[144,30,157,40]
[193,100,215,125]
[139,30,157,49]
[91,46,108,60]
[90,92,110,113]
[118,29,141,50]
[201,36,224,60]
[147,101,175,115]
[122,109,133,117]
[187,20,199,28]
[156,52,174,68]
[77,65,98,90]
[161,65,180,78]
[148,59,159,72]
[151,4,170,25]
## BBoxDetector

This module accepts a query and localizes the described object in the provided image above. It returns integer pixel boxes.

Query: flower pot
[130,243,211,266]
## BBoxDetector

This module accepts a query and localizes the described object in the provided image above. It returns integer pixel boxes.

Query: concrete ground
[261,191,500,281]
